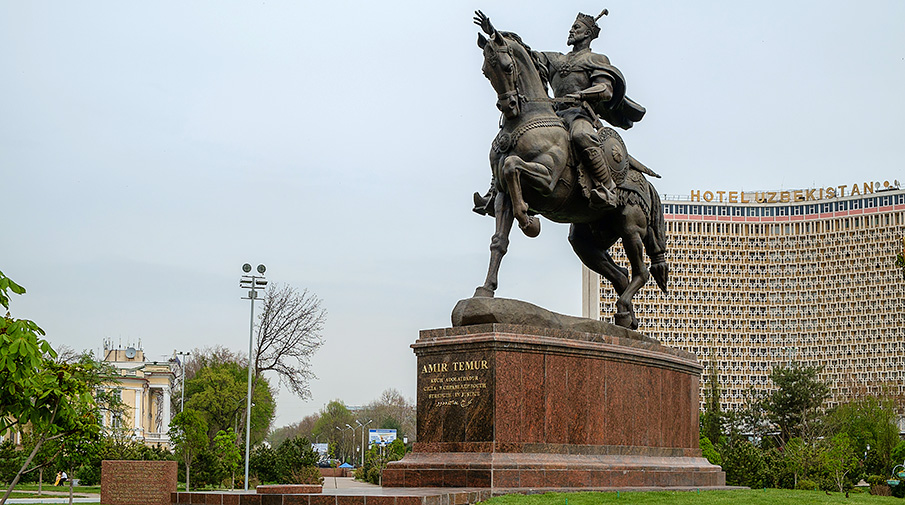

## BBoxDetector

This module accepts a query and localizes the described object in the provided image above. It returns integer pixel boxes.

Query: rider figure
[473,10,646,214]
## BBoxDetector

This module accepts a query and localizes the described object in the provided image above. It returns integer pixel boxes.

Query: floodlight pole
[240,263,267,491]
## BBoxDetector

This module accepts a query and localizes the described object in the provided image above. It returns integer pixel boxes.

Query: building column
[161,386,171,433]
[134,388,143,437]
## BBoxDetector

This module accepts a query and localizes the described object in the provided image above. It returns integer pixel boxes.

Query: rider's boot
[472,179,496,217]
[583,146,618,210]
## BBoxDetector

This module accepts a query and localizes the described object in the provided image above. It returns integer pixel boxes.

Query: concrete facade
[583,182,905,412]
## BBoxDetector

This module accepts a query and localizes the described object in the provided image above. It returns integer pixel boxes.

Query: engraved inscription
[101,460,177,505]
[420,359,490,408]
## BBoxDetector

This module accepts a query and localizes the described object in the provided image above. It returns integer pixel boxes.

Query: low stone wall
[319,468,352,478]
[101,460,177,505]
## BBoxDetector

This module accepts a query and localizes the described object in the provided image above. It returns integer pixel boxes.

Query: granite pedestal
[383,300,725,490]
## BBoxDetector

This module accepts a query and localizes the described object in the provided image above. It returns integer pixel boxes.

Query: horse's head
[478,31,521,119]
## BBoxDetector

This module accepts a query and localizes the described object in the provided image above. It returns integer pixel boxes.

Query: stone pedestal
[383,301,725,490]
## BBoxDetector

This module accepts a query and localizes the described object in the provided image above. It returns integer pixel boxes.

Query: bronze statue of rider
[473,9,647,215]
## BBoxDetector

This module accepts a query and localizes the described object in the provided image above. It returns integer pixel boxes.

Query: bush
[275,437,319,483]
[795,479,818,491]
[249,445,279,483]
[700,436,722,466]
[355,440,408,485]
[720,439,766,488]
[289,466,323,485]
[0,440,22,484]
[871,484,892,496]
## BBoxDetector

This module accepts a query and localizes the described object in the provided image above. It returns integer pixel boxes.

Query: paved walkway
[322,477,381,490]
[3,494,100,504]
[3,478,376,504]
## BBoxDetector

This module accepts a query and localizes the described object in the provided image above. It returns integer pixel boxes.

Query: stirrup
[589,187,617,210]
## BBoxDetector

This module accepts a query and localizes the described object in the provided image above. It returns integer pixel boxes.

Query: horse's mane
[499,31,550,92]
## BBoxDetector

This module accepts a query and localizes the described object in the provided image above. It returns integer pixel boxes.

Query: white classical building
[102,343,176,448]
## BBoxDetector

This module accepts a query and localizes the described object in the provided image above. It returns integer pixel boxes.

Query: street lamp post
[176,351,191,413]
[336,425,353,464]
[356,420,372,467]
[240,263,267,491]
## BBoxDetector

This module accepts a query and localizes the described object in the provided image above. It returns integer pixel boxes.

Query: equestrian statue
[470,10,668,330]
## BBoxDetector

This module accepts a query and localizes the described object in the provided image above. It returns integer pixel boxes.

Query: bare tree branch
[253,284,325,399]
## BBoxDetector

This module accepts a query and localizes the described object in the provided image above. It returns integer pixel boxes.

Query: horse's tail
[644,183,669,293]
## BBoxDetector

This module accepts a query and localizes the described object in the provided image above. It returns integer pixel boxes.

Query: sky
[2,1,904,429]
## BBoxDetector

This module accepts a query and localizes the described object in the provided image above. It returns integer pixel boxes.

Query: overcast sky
[3,1,904,429]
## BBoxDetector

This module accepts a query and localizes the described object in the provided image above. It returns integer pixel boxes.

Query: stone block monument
[384,9,725,490]
[382,300,724,489]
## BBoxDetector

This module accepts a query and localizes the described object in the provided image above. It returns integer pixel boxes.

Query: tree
[761,362,830,444]
[826,394,900,475]
[254,283,325,400]
[359,389,416,443]
[169,409,209,492]
[268,413,320,448]
[275,436,322,484]
[823,433,859,492]
[0,272,109,504]
[312,401,354,463]
[184,359,275,448]
[701,358,723,446]
[213,429,242,489]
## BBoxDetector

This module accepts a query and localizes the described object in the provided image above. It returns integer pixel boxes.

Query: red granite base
[384,322,726,490]
[171,488,490,505]
[257,485,322,494]
[382,452,724,488]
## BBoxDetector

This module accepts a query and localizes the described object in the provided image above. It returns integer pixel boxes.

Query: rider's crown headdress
[575,9,608,40]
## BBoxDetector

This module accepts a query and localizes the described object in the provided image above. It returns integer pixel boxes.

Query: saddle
[574,126,652,213]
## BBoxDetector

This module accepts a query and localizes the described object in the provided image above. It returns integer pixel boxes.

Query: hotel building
[583,180,905,415]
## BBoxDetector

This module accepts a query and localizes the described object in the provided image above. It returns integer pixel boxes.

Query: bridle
[486,35,578,121]
[486,38,522,117]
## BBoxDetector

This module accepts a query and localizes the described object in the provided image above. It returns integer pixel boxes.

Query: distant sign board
[368,429,397,446]
[311,443,329,456]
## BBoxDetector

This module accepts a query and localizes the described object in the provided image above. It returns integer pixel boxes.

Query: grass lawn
[481,489,901,505]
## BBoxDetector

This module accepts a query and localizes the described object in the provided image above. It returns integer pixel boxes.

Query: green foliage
[249,444,279,483]
[827,395,899,476]
[701,358,723,446]
[761,362,830,443]
[74,438,171,486]
[275,436,321,484]
[891,440,905,469]
[469,488,905,505]
[700,436,722,466]
[795,478,817,491]
[0,272,111,501]
[184,362,275,448]
[0,440,22,483]
[0,270,26,311]
[354,438,408,485]
[169,408,209,491]
[312,400,353,462]
[720,439,766,488]
[213,429,242,489]
[822,433,859,493]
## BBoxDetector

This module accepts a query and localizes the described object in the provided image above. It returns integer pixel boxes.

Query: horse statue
[472,16,668,330]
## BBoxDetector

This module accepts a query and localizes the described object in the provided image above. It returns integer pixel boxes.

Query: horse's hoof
[473,286,495,298]
[520,217,541,238]
[614,311,634,328]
